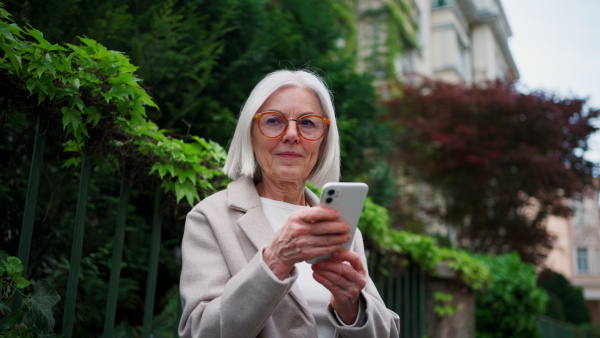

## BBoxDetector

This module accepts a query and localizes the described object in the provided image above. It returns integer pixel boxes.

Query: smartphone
[306,182,369,264]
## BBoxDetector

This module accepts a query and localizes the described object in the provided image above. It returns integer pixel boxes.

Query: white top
[259,197,362,337]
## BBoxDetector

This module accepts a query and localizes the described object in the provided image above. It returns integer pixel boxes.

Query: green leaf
[0,8,11,19]
[108,72,137,85]
[177,168,197,185]
[74,98,85,112]
[6,256,24,278]
[157,164,167,179]
[63,140,83,152]
[0,44,22,72]
[149,163,161,175]
[61,106,82,133]
[24,27,47,45]
[23,280,60,333]
[84,106,101,127]
[14,276,31,289]
[174,180,200,205]
[62,157,81,169]
[104,85,131,102]
[164,163,175,177]
[138,91,158,109]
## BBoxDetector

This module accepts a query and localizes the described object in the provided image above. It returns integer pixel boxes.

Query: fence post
[403,263,410,338]
[62,152,92,338]
[386,260,394,309]
[17,118,45,274]
[11,119,45,314]
[411,264,417,338]
[103,166,131,336]
[419,267,425,337]
[142,184,163,338]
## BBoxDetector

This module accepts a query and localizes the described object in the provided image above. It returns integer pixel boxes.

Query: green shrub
[475,252,548,338]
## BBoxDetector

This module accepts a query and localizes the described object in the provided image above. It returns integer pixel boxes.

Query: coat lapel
[228,177,323,253]
[228,177,275,251]
[226,177,324,322]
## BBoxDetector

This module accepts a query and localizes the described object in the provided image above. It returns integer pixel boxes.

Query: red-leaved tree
[383,78,599,264]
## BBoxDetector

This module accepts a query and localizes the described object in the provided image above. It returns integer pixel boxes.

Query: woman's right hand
[263,206,351,280]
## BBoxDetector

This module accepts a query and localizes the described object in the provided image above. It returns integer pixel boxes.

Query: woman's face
[252,86,325,184]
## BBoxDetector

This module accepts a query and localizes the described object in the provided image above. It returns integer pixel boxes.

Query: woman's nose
[282,121,300,143]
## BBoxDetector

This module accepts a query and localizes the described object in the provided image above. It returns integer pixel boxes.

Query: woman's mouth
[277,151,302,158]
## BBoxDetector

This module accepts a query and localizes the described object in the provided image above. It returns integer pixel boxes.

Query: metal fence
[539,316,576,338]
[13,119,166,338]
[368,251,426,338]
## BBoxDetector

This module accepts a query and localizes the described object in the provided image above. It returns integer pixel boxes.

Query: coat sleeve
[329,229,401,338]
[178,205,297,338]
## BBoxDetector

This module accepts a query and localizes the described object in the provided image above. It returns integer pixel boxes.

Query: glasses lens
[298,115,326,140]
[259,113,286,137]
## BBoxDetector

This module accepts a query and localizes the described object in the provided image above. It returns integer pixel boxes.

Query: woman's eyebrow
[298,112,317,117]
[265,110,318,117]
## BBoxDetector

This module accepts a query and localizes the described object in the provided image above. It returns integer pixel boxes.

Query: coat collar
[228,176,320,213]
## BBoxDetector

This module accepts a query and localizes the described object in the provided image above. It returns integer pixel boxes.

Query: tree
[2,0,400,206]
[383,78,599,264]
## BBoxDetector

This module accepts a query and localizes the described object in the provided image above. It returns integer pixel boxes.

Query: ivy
[434,291,461,318]
[0,252,60,337]
[0,5,227,205]
[359,196,491,290]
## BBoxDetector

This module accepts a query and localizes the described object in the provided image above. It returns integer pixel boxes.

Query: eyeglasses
[254,111,330,141]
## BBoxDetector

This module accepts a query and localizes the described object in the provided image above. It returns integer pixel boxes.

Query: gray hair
[223,70,340,187]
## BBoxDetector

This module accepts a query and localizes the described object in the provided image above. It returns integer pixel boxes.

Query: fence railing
[368,250,426,338]
[13,122,168,338]
[539,316,576,338]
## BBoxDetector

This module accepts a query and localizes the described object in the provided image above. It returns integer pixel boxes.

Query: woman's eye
[265,117,284,124]
[300,119,316,127]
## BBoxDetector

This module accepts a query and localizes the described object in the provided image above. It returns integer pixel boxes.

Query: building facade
[356,0,519,84]
[356,0,600,329]
[545,190,600,327]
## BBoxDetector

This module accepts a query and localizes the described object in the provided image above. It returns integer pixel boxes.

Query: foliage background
[0,0,398,335]
[2,0,600,336]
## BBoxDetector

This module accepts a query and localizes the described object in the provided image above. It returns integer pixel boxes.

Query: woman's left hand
[311,250,367,325]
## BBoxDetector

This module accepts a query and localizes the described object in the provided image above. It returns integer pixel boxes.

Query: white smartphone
[306,182,369,264]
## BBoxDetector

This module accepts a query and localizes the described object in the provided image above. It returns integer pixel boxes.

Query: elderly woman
[179,70,399,337]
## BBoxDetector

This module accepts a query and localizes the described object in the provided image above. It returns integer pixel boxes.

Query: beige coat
[179,176,400,338]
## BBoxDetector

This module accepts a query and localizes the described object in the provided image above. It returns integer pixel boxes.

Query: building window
[577,248,589,275]
[456,36,468,80]
[572,200,585,226]
[571,197,599,226]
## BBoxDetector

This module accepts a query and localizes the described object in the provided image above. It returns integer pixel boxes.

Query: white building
[545,189,600,327]
[356,0,519,84]
[357,0,600,328]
